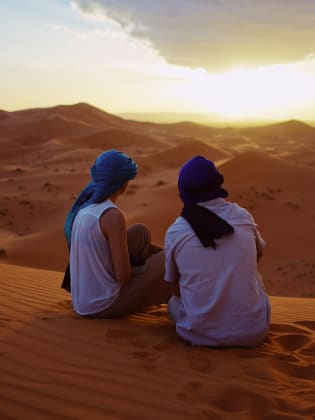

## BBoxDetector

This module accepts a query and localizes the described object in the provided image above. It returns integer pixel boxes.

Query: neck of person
[108,181,129,204]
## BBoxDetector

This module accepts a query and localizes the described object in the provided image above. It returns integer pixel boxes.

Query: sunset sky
[1,0,315,121]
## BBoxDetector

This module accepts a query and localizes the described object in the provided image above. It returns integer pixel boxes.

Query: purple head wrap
[178,156,228,203]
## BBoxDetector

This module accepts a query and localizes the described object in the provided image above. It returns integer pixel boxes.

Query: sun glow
[179,60,315,120]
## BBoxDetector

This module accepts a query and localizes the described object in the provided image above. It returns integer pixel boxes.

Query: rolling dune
[1,103,315,419]
[0,263,314,419]
[141,139,230,169]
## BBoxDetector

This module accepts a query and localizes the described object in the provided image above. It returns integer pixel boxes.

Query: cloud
[72,0,315,71]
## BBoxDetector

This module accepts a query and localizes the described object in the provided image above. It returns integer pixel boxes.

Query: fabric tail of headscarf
[63,184,96,293]
[181,203,234,248]
[64,183,96,249]
[61,263,71,292]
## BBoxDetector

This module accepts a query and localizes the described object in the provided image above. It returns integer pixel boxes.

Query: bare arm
[254,229,266,262]
[100,208,131,286]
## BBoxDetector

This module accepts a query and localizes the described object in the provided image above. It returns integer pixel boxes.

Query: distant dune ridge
[0,103,315,419]
[142,139,230,169]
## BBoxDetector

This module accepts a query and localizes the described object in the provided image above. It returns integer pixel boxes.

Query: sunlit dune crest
[141,139,230,169]
[71,128,166,151]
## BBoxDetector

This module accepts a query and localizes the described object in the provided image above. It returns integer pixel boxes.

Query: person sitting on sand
[63,149,172,318]
[164,156,270,347]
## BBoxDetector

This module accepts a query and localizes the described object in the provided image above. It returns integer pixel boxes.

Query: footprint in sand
[177,381,271,418]
[0,316,12,326]
[105,329,142,341]
[284,361,315,381]
[271,322,307,334]
[270,322,315,370]
[57,300,73,309]
[130,337,154,349]
[299,342,315,357]
[176,380,222,419]
[296,320,315,331]
[105,327,170,352]
[271,322,313,349]
[212,385,270,415]
[188,352,213,373]
[131,350,161,372]
[176,380,205,402]
[278,333,312,351]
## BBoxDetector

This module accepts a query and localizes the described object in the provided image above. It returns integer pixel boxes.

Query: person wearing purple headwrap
[63,149,172,318]
[164,156,271,347]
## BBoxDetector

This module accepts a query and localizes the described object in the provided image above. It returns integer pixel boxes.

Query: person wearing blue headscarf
[164,156,270,347]
[64,149,138,248]
[62,149,172,318]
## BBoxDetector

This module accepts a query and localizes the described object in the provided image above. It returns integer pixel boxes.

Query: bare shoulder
[101,207,125,222]
[100,207,126,235]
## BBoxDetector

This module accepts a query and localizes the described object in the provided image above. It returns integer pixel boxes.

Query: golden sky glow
[1,1,315,121]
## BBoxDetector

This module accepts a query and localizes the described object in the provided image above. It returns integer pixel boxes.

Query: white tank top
[70,199,120,315]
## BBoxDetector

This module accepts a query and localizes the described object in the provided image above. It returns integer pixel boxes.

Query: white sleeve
[164,233,180,283]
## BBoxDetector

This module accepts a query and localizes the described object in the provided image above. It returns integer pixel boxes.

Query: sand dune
[0,111,10,121]
[1,103,315,419]
[1,105,315,297]
[239,119,315,144]
[141,139,230,169]
[155,120,219,139]
[282,146,315,168]
[7,103,127,129]
[70,128,166,152]
[0,103,137,150]
[220,149,315,182]
[3,229,68,271]
[44,147,99,165]
[123,183,182,244]
[0,115,89,145]
[0,263,314,419]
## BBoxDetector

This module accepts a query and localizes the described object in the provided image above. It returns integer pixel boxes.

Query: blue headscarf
[64,149,138,248]
[178,156,228,203]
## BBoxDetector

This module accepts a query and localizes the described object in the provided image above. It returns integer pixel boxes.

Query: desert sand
[0,103,315,419]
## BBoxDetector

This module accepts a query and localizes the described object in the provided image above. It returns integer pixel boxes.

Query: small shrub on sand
[0,248,7,257]
[19,199,31,205]
[261,192,275,200]
[285,201,300,209]
[155,180,167,187]
[126,185,137,195]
